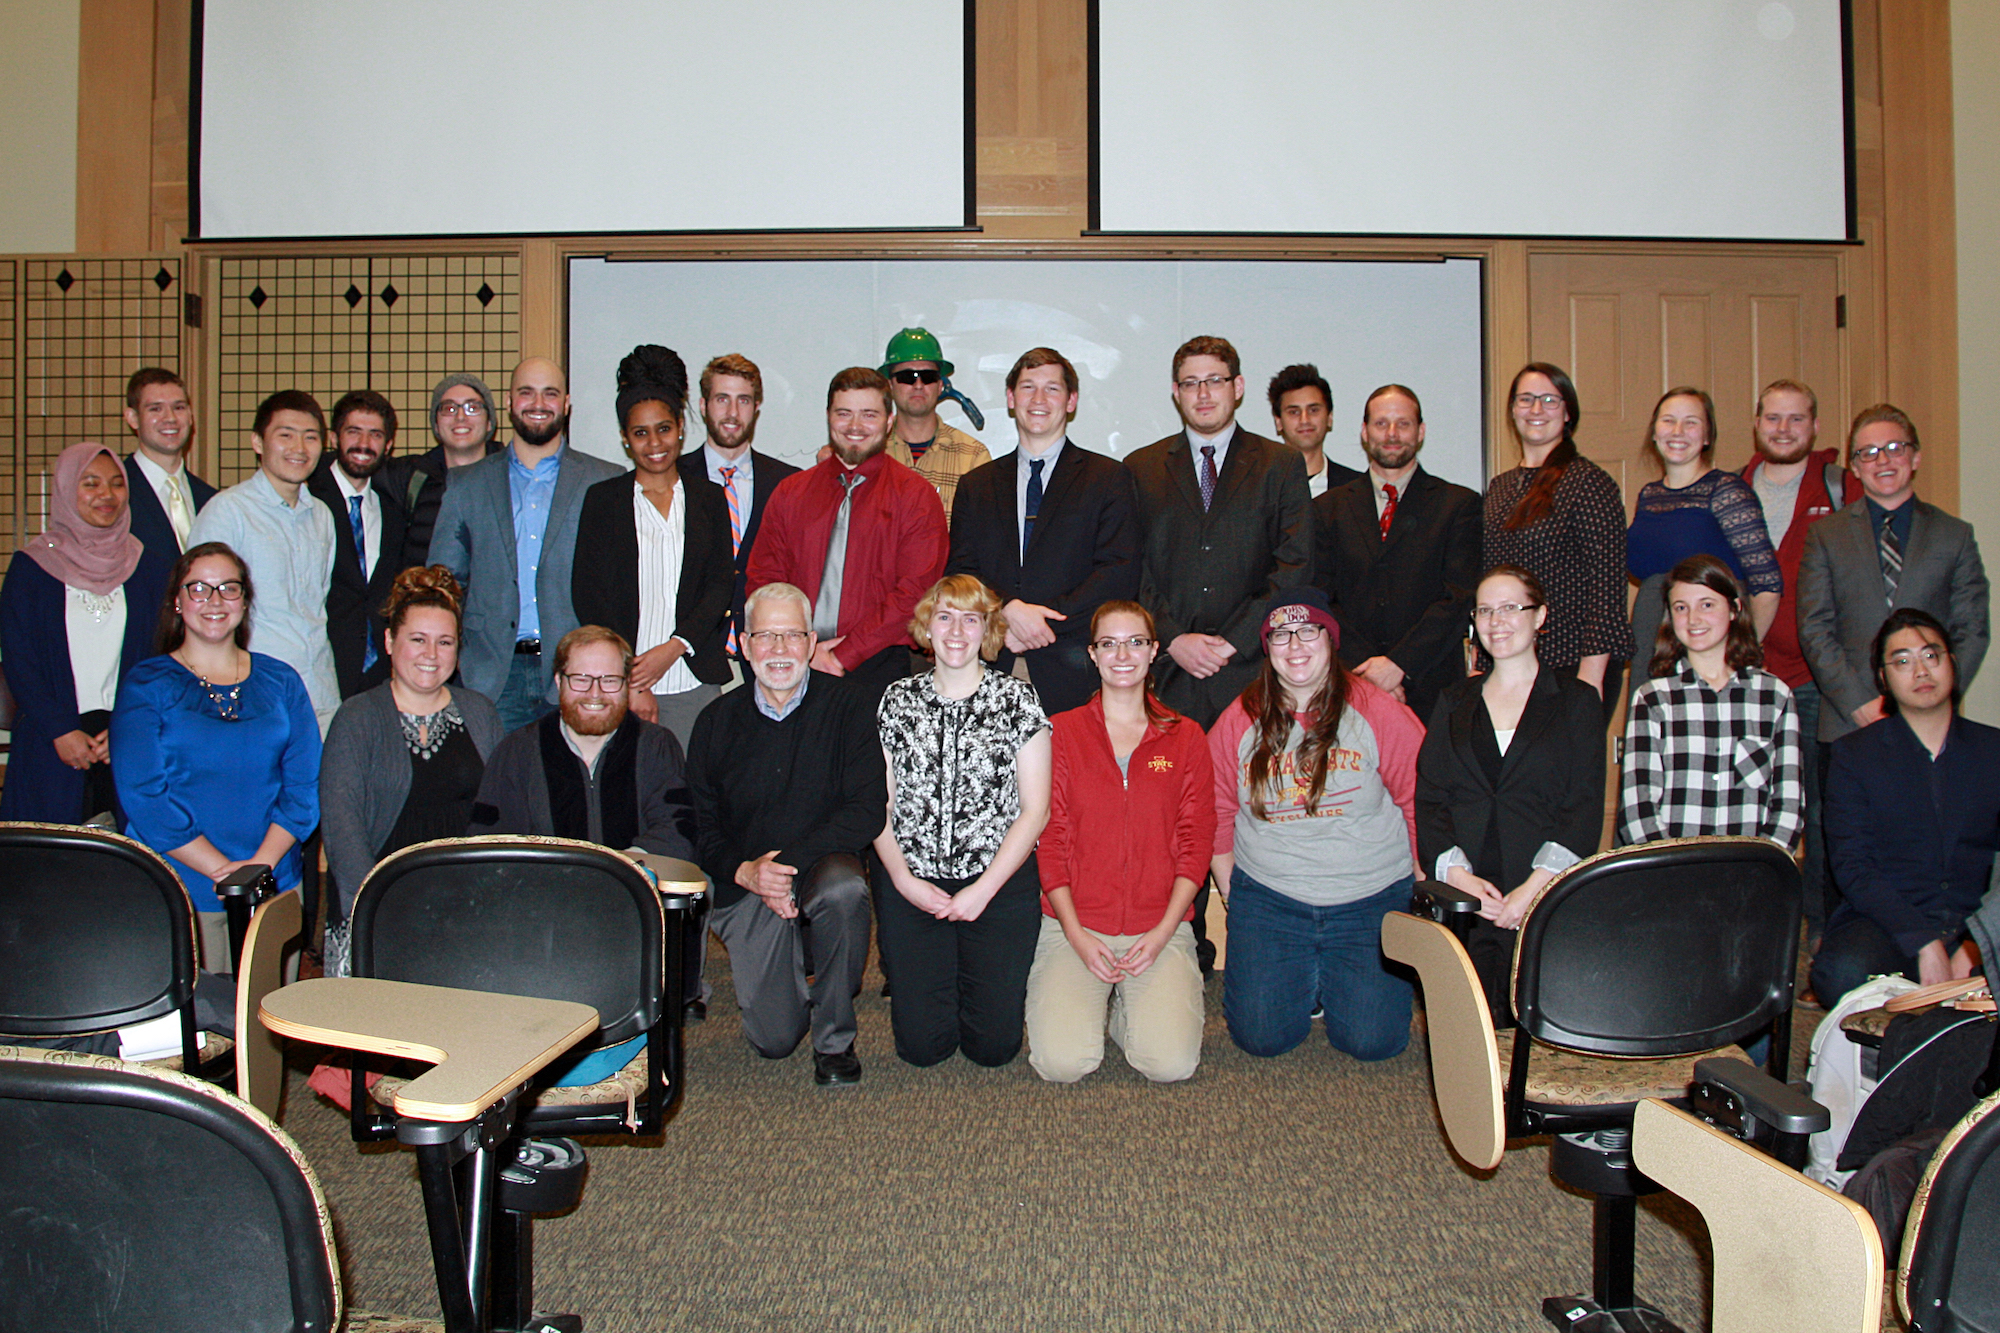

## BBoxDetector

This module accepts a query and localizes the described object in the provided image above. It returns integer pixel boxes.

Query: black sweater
[685,675,887,911]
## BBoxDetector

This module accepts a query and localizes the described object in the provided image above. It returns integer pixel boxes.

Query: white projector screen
[1094,0,1850,241]
[566,256,1488,492]
[196,1,970,239]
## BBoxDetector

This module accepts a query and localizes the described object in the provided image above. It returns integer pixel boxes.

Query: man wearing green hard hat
[880,326,989,520]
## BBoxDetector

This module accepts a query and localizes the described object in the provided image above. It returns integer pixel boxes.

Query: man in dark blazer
[307,389,411,698]
[947,347,1140,715]
[1798,402,1989,744]
[1125,335,1313,729]
[428,357,622,730]
[682,353,800,658]
[1313,384,1481,723]
[121,366,214,564]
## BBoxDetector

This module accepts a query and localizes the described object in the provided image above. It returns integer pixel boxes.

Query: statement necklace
[177,652,246,722]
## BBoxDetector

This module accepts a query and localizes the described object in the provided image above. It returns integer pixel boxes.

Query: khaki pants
[1024,916,1203,1083]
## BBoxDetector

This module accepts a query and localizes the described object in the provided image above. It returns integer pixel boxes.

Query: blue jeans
[1223,869,1414,1061]
[496,649,553,734]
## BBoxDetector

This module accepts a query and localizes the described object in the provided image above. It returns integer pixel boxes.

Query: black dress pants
[875,858,1040,1067]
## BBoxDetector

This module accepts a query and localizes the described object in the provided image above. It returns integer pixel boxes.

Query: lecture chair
[1384,836,1827,1333]
[344,834,701,1333]
[1898,1087,2000,1331]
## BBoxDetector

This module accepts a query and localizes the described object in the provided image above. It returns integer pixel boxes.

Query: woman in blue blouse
[111,541,321,968]
[1626,387,1781,696]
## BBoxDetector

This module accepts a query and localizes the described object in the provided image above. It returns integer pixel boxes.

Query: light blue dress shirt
[509,446,563,642]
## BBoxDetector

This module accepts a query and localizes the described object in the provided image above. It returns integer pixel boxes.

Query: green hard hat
[880,327,953,377]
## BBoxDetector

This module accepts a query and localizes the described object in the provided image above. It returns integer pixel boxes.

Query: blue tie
[348,493,378,671]
[1024,456,1045,556]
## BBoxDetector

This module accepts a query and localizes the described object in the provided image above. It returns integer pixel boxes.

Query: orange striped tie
[722,467,743,652]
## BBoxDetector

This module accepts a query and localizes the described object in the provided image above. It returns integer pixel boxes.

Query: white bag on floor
[1803,974,1920,1187]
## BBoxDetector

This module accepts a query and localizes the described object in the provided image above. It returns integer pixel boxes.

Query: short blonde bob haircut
[909,574,1006,661]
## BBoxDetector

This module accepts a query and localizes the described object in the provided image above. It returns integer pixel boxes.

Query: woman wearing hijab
[0,441,170,822]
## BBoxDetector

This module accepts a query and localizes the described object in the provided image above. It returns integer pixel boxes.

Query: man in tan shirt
[880,326,988,520]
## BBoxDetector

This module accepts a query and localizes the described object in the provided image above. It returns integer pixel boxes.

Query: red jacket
[1038,694,1215,934]
[1743,448,1861,688]
[745,450,948,670]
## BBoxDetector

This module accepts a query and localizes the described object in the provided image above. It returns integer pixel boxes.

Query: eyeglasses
[890,368,941,386]
[1267,624,1327,647]
[182,579,245,603]
[1472,602,1539,621]
[1513,392,1563,411]
[745,629,810,648]
[1176,375,1232,394]
[1090,635,1155,653]
[1885,646,1946,671]
[1852,440,1916,463]
[435,400,487,419]
[560,673,627,693]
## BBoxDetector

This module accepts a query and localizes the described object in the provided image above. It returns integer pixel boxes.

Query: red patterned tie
[722,467,743,652]
[1379,482,1398,541]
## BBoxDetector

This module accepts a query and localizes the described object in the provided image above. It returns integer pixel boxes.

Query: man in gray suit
[428,356,622,731]
[1797,402,1988,744]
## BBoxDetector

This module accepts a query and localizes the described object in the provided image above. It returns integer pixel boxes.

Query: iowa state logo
[1147,755,1175,773]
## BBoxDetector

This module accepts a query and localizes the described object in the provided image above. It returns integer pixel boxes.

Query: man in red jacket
[1741,378,1859,939]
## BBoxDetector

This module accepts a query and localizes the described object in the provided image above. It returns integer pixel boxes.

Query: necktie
[1024,456,1045,555]
[348,494,377,671]
[1379,482,1398,541]
[1879,511,1902,608]
[721,466,743,653]
[164,473,193,549]
[1198,445,1218,512]
[812,471,862,639]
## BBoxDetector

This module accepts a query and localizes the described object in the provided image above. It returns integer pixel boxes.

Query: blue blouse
[1626,469,1783,595]
[110,652,322,911]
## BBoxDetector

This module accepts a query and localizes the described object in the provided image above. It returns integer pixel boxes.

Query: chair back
[1514,837,1801,1060]
[0,1049,340,1332]
[350,835,665,1047]
[1899,1088,2000,1331]
[0,822,199,1040]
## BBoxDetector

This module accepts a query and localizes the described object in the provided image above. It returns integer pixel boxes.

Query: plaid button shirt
[1617,663,1803,849]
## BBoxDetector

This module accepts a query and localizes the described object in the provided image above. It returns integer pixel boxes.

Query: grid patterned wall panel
[0,262,17,553]
[22,258,183,538]
[214,254,519,486]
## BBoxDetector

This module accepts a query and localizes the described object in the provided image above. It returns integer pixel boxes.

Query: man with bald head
[429,356,622,729]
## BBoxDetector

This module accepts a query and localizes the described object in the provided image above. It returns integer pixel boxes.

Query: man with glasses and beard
[307,390,411,698]
[430,357,621,730]
[685,583,884,1085]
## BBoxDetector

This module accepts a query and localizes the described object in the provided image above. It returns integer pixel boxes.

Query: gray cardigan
[320,680,503,922]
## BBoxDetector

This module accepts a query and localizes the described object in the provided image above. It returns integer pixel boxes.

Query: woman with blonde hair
[875,574,1052,1067]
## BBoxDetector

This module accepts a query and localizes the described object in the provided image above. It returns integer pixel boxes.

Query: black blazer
[122,453,215,566]
[1414,668,1605,895]
[1125,425,1313,726]
[571,470,736,686]
[946,441,1141,715]
[681,445,800,656]
[308,456,412,698]
[1313,466,1482,722]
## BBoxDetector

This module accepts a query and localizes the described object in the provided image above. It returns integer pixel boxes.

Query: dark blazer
[682,445,800,655]
[0,547,171,822]
[1125,425,1312,727]
[1313,466,1482,722]
[1415,667,1606,894]
[122,454,215,566]
[571,471,736,687]
[946,441,1141,714]
[307,455,411,698]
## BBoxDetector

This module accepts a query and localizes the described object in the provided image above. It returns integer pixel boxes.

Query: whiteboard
[566,256,1487,491]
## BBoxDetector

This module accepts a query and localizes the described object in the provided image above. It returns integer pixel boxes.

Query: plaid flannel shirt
[1617,663,1802,849]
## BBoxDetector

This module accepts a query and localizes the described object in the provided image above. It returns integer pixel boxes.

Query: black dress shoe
[683,998,708,1024]
[813,1045,862,1086]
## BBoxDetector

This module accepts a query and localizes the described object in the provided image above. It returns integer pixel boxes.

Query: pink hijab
[25,441,144,596]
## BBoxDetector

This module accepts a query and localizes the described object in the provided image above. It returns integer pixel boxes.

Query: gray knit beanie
[429,373,499,448]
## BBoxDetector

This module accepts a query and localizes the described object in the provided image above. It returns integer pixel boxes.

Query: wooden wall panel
[74,0,155,253]
[1749,296,1804,397]
[1659,295,1712,394]
[975,0,1088,238]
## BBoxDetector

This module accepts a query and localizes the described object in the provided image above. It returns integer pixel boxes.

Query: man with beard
[121,367,215,563]
[1311,384,1481,722]
[685,583,884,1084]
[429,357,621,730]
[881,327,988,520]
[746,366,948,709]
[400,373,505,568]
[1268,363,1360,500]
[681,354,798,658]
[307,390,410,697]
[1740,378,1859,934]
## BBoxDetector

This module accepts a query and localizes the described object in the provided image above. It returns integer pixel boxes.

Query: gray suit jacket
[427,443,623,700]
[1797,498,1989,741]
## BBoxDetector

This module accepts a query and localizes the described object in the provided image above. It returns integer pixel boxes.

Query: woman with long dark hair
[1209,587,1423,1060]
[1482,363,1630,713]
[1027,600,1213,1083]
[1618,553,1801,847]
